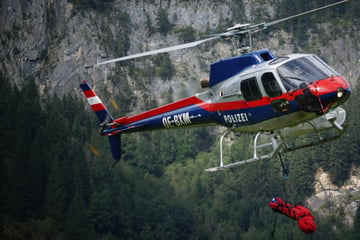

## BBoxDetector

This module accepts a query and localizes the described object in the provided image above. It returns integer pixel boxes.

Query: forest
[1,73,360,239]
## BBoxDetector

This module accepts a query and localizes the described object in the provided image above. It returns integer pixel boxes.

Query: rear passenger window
[261,72,282,98]
[241,77,262,101]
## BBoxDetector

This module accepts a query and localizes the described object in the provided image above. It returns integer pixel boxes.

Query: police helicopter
[81,0,351,171]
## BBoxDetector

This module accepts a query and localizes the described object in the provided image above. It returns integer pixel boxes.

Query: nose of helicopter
[309,76,351,111]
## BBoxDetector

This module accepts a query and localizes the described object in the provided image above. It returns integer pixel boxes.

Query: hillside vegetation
[1,69,360,240]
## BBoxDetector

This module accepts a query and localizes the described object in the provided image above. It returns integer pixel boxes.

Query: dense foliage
[1,74,360,240]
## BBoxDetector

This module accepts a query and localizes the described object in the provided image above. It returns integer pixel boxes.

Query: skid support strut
[205,107,347,172]
[219,128,233,168]
[206,131,284,172]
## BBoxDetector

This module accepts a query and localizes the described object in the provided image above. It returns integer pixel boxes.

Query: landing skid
[205,131,283,172]
[205,108,347,172]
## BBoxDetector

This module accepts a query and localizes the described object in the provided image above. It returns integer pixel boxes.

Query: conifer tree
[64,192,95,240]
[43,97,73,220]
[352,204,360,240]
[6,79,43,217]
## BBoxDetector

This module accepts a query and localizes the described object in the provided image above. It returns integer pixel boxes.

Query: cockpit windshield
[277,56,338,91]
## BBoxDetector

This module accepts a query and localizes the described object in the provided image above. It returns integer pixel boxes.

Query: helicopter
[81,0,351,171]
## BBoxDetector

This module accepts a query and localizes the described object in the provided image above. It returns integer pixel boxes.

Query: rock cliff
[307,168,360,227]
[1,1,358,103]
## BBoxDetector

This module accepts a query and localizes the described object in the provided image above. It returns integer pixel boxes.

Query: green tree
[152,53,175,80]
[155,215,178,240]
[64,192,95,240]
[88,189,115,233]
[139,224,155,240]
[43,97,73,220]
[5,79,43,218]
[0,75,18,159]
[352,203,360,240]
[156,9,172,35]
[0,75,18,217]
[177,26,196,43]
[145,13,155,36]
[68,0,115,11]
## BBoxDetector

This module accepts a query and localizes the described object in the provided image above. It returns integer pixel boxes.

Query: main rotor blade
[261,0,349,32]
[209,0,349,37]
[96,0,348,65]
[97,36,219,65]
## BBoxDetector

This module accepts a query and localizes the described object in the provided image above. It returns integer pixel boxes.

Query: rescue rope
[271,214,278,240]
[271,153,291,239]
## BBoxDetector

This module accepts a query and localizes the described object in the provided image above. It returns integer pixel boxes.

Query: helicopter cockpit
[276,55,339,91]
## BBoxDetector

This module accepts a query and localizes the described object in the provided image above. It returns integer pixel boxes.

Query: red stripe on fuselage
[116,96,204,124]
[114,94,296,125]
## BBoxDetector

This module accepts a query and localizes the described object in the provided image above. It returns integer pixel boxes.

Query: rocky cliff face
[1,0,48,86]
[2,1,358,102]
[1,0,359,225]
[0,0,237,103]
[307,168,360,227]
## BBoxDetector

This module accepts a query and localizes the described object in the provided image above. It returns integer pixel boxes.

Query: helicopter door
[261,72,290,112]
[240,77,262,101]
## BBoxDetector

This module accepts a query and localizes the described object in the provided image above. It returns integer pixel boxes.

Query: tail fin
[80,81,114,124]
[109,135,121,161]
[80,81,121,162]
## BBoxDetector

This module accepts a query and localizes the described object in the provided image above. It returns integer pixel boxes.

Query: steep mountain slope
[1,0,358,104]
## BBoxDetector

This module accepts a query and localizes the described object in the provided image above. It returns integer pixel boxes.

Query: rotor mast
[223,0,349,54]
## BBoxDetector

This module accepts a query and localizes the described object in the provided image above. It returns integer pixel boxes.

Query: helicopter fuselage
[100,50,350,137]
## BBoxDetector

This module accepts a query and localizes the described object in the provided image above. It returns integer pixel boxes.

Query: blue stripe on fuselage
[103,104,215,134]
[103,99,302,135]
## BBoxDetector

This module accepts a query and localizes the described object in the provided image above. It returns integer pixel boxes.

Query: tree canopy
[1,67,359,240]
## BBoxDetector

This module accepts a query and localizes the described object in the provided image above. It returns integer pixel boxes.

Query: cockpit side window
[241,77,262,101]
[261,72,282,98]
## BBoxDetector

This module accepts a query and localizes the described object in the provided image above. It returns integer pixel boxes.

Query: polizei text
[223,113,249,124]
